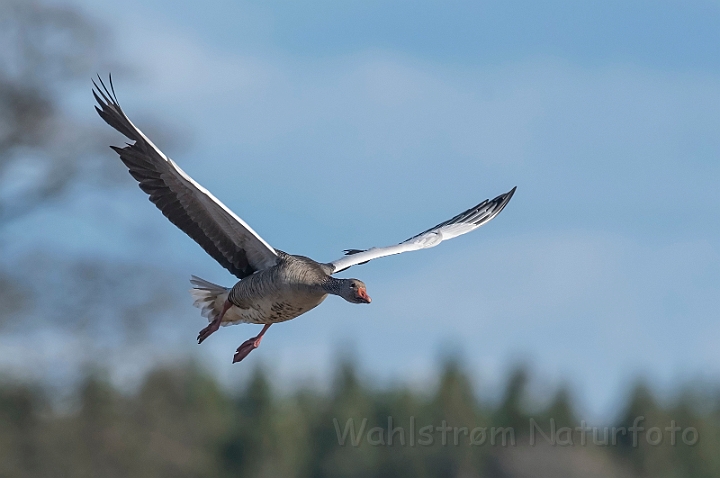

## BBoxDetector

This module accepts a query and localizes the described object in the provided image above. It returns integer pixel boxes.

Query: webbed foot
[232,323,271,363]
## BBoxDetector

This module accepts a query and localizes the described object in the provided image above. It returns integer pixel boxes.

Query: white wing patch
[329,187,516,273]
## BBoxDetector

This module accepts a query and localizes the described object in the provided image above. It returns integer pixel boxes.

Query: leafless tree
[0,1,183,348]
[0,0,117,225]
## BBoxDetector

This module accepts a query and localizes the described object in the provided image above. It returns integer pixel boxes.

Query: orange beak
[356,288,372,303]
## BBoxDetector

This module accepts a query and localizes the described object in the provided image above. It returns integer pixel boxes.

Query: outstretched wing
[93,75,278,279]
[329,187,516,273]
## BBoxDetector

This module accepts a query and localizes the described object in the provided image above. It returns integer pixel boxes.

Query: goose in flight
[93,76,516,363]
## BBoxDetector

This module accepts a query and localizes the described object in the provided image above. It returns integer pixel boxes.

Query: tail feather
[189,275,230,322]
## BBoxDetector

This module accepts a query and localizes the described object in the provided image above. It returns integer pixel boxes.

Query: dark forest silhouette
[0,359,716,477]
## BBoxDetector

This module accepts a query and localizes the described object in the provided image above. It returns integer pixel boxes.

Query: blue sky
[7,0,720,418]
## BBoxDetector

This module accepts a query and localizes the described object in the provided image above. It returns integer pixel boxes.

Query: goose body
[93,76,516,363]
[192,253,336,326]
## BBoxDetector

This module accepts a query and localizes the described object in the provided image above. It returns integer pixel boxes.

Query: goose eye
[350,283,356,288]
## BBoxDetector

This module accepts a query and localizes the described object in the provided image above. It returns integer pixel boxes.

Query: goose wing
[329,187,516,274]
[93,76,278,279]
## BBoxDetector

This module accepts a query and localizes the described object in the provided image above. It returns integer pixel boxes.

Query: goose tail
[189,275,230,323]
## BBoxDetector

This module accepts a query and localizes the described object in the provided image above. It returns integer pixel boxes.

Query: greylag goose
[93,76,516,363]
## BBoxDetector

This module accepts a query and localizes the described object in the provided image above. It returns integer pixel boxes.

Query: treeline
[0,359,717,478]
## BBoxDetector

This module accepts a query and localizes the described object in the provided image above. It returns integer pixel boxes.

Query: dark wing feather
[403,187,516,243]
[93,76,278,279]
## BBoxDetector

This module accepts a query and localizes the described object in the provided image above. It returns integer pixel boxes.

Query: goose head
[340,279,372,304]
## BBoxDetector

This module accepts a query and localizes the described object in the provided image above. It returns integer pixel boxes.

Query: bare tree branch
[0,0,115,227]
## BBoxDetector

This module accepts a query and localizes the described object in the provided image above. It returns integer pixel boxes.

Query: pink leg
[197,300,231,344]
[233,323,272,363]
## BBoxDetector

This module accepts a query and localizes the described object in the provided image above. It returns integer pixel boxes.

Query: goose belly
[222,291,327,325]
